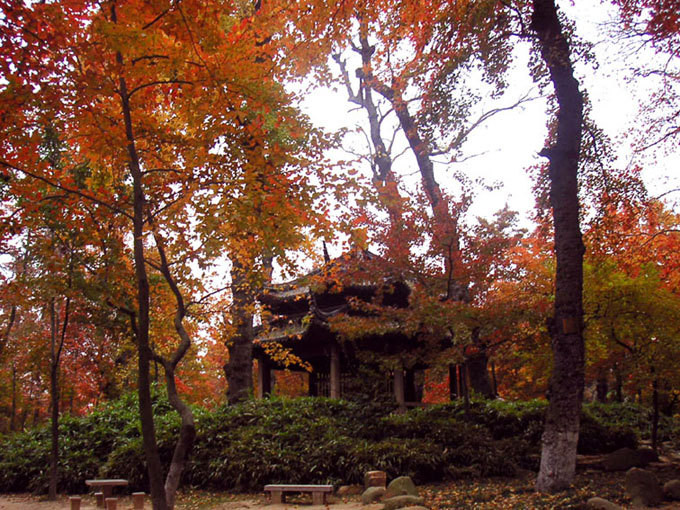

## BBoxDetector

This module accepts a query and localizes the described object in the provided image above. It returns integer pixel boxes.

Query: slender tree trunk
[615,365,623,402]
[114,12,168,505]
[224,258,255,404]
[651,375,659,452]
[10,364,17,432]
[462,364,470,412]
[48,299,59,501]
[0,305,16,360]
[596,372,608,403]
[150,223,198,510]
[531,0,585,492]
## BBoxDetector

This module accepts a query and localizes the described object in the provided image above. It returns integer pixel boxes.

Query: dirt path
[0,494,374,510]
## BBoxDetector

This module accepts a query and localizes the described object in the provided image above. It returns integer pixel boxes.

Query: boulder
[362,487,386,505]
[603,448,638,471]
[663,479,680,501]
[338,485,363,497]
[386,476,418,498]
[382,495,425,510]
[635,447,659,466]
[625,467,663,507]
[603,447,657,471]
[365,471,387,489]
[586,497,623,510]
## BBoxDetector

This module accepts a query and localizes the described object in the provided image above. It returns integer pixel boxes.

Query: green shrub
[578,410,637,454]
[1,394,671,495]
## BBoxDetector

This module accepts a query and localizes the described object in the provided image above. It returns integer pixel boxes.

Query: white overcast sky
[298,0,680,234]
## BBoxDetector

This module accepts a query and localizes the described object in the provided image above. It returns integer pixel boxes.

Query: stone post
[132,492,146,509]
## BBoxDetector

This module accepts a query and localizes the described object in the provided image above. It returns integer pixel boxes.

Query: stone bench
[264,484,333,505]
[85,479,128,506]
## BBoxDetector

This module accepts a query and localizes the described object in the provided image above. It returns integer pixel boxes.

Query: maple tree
[325,0,535,398]
[0,0,677,505]
[0,1,336,508]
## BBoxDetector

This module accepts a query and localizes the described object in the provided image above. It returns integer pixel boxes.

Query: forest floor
[1,455,680,510]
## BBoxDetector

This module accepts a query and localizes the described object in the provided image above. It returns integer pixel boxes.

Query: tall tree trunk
[531,0,585,492]
[224,258,255,404]
[10,364,16,432]
[0,305,16,360]
[596,372,608,403]
[651,374,659,452]
[48,299,59,501]
[465,351,494,399]
[48,296,70,500]
[614,365,623,402]
[466,330,494,399]
[114,11,168,504]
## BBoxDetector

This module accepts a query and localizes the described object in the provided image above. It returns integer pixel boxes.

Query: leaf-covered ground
[167,461,680,509]
[421,464,680,510]
[1,462,680,509]
[422,470,629,509]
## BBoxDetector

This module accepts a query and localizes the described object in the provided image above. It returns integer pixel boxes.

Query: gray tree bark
[531,0,585,492]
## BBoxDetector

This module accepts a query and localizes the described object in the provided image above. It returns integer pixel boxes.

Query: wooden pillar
[257,359,271,399]
[394,369,405,410]
[308,371,318,397]
[330,344,340,399]
[404,370,416,402]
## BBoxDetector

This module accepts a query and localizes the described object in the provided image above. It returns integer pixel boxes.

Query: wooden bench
[85,479,128,506]
[264,484,333,505]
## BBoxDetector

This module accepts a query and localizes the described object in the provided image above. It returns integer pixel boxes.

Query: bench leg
[105,498,117,510]
[95,492,105,508]
[69,496,81,510]
[312,491,326,506]
[132,492,145,509]
[270,490,283,504]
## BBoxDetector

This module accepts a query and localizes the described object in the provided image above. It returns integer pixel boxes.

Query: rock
[338,485,363,497]
[362,486,386,505]
[625,467,663,507]
[586,497,623,509]
[386,476,418,498]
[382,495,425,510]
[603,447,657,471]
[365,471,387,489]
[635,447,659,466]
[603,448,638,471]
[664,479,680,500]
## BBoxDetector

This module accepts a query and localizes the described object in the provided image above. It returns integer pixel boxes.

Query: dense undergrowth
[0,391,675,495]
